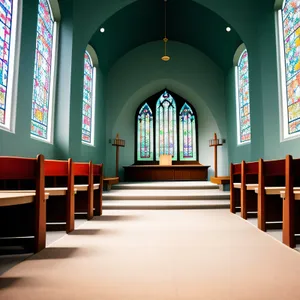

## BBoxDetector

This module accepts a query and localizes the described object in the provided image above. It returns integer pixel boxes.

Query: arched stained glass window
[179,103,196,160]
[137,103,153,161]
[155,91,177,161]
[0,0,20,132]
[82,50,96,144]
[31,0,59,141]
[277,0,300,138]
[236,49,251,144]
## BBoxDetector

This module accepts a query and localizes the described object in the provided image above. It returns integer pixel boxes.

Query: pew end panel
[283,156,300,248]
[0,155,46,254]
[258,159,285,232]
[93,164,103,216]
[73,161,94,220]
[44,159,74,233]
[230,163,241,214]
[241,161,259,219]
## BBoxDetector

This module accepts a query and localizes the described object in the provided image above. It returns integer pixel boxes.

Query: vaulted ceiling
[89,0,243,73]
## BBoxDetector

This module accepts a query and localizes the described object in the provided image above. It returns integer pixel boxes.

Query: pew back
[0,155,46,253]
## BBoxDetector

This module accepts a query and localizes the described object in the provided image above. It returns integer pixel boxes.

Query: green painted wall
[0,0,106,164]
[225,2,300,164]
[105,41,229,180]
[3,0,299,171]
[0,0,57,158]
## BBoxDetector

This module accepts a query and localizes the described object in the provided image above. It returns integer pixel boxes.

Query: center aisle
[1,210,300,300]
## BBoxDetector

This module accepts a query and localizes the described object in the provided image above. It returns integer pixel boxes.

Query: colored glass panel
[31,0,54,139]
[179,103,196,160]
[237,50,251,143]
[0,0,12,125]
[155,91,177,161]
[137,103,153,161]
[82,51,94,143]
[282,0,300,134]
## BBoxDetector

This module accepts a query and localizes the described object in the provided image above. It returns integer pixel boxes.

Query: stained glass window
[281,0,300,135]
[155,91,177,161]
[237,49,251,144]
[137,103,153,161]
[82,50,95,144]
[179,103,196,160]
[31,0,55,140]
[0,0,18,130]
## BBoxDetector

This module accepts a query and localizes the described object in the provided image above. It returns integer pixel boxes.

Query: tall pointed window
[155,91,177,161]
[136,90,198,163]
[31,0,60,142]
[0,0,21,132]
[277,0,300,139]
[137,103,153,161]
[82,48,97,145]
[179,103,196,160]
[235,49,251,144]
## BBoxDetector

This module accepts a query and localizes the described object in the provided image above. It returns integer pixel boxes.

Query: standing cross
[209,133,225,177]
[112,133,125,177]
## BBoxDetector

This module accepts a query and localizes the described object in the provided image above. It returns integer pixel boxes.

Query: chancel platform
[123,164,210,181]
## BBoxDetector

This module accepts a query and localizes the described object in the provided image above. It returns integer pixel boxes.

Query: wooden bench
[240,161,258,219]
[280,155,300,248]
[230,162,241,213]
[44,158,75,233]
[256,158,285,231]
[103,177,119,191]
[73,161,94,220]
[93,163,103,216]
[0,155,46,253]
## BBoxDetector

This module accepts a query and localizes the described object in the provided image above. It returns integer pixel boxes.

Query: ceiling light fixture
[226,27,231,32]
[161,0,170,62]
[100,27,105,33]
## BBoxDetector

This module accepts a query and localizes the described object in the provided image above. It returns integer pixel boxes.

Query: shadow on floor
[93,215,141,221]
[69,229,118,235]
[29,247,80,260]
[0,277,22,289]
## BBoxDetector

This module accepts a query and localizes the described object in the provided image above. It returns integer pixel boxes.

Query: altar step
[102,181,230,210]
[102,200,229,210]
[112,181,219,190]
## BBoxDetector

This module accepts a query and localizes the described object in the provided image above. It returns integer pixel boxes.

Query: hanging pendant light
[161,0,170,61]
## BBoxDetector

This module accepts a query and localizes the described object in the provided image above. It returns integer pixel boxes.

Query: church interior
[1,0,300,299]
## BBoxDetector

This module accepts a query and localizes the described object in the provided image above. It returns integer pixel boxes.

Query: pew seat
[0,192,50,207]
[74,184,89,192]
[246,184,258,190]
[280,191,300,200]
[0,187,76,196]
[233,183,241,188]
[255,187,300,195]
[74,183,100,191]
[93,183,100,190]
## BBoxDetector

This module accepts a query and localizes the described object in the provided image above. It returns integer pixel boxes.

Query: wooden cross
[209,133,225,177]
[112,133,125,177]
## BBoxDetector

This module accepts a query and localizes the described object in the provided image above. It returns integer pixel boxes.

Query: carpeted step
[112,181,219,190]
[103,189,230,201]
[103,200,230,210]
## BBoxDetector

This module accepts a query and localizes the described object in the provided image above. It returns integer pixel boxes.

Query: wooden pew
[73,161,93,220]
[93,163,103,216]
[0,155,46,253]
[280,155,300,248]
[44,159,75,233]
[257,158,285,231]
[230,162,241,213]
[240,161,258,219]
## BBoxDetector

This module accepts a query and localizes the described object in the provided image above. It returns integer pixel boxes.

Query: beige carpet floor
[1,209,300,300]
